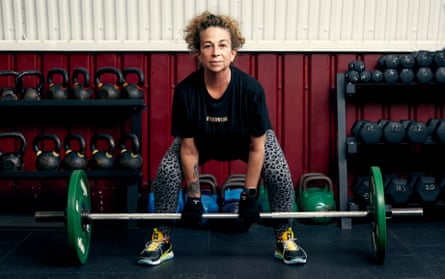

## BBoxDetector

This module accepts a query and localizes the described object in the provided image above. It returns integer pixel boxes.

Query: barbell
[34,167,423,265]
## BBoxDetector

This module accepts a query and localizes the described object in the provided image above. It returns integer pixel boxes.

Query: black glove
[238,189,260,224]
[181,197,204,227]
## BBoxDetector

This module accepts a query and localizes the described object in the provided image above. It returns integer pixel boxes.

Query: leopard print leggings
[152,129,294,239]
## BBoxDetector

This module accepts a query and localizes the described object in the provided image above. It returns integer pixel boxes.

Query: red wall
[0,52,385,211]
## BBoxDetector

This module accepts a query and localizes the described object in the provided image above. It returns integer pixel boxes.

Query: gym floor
[1,214,445,279]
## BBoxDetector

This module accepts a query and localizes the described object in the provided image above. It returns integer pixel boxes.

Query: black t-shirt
[171,66,272,162]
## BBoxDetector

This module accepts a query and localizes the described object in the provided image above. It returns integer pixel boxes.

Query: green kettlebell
[298,174,336,224]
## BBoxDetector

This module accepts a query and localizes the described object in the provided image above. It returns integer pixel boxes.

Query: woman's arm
[180,137,201,198]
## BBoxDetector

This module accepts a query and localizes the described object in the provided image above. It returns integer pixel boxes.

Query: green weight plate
[67,170,92,265]
[369,166,387,264]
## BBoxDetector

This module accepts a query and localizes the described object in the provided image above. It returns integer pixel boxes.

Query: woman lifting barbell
[136,10,307,266]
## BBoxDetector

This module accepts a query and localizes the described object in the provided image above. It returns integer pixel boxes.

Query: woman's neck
[204,67,231,99]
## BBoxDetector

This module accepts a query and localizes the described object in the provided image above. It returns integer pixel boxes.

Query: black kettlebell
[16,70,44,100]
[62,134,88,170]
[47,68,69,100]
[122,67,144,99]
[0,70,19,100]
[71,68,92,100]
[117,133,143,170]
[89,133,115,170]
[94,67,123,99]
[32,133,62,171]
[0,132,27,171]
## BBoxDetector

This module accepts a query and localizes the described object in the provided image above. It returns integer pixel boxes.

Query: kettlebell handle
[0,132,27,156]
[47,68,69,89]
[301,175,334,192]
[119,133,140,155]
[0,70,19,82]
[199,178,217,195]
[94,67,123,88]
[90,133,115,154]
[122,67,144,88]
[16,70,45,92]
[64,133,86,154]
[32,134,62,155]
[72,68,90,88]
[0,70,19,93]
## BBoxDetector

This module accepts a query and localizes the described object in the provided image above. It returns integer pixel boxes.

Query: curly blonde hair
[183,11,245,53]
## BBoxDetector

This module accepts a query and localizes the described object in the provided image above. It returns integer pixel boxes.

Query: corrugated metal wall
[1,0,444,51]
[1,51,397,211]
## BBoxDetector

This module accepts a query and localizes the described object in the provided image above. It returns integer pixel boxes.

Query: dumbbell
[377,54,400,69]
[399,53,416,69]
[415,50,433,67]
[401,120,429,143]
[413,175,440,204]
[360,70,372,83]
[383,69,399,83]
[426,118,444,142]
[348,60,366,72]
[435,67,445,83]
[433,50,445,67]
[351,176,369,206]
[383,68,399,83]
[399,68,415,83]
[351,120,382,144]
[416,67,434,84]
[431,119,445,143]
[378,119,406,143]
[385,175,411,205]
[371,70,384,83]
[345,70,360,83]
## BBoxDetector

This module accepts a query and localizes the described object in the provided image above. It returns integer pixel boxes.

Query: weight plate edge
[66,170,91,265]
[369,166,387,264]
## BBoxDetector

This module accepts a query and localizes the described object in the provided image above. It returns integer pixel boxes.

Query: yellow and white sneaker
[137,228,174,266]
[274,227,307,264]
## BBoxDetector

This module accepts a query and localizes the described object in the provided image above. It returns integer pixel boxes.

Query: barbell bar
[36,207,422,222]
[34,167,423,266]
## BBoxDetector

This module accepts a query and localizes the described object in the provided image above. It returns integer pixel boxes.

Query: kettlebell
[32,133,62,171]
[122,67,144,99]
[0,70,19,100]
[71,68,92,100]
[89,133,115,170]
[117,133,143,170]
[298,174,336,224]
[47,68,69,100]
[0,132,27,171]
[62,133,88,170]
[16,70,44,100]
[94,67,123,99]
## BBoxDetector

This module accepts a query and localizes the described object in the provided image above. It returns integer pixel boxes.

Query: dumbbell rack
[336,73,445,229]
[0,99,145,222]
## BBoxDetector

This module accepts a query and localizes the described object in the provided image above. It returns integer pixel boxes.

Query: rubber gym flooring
[1,214,445,279]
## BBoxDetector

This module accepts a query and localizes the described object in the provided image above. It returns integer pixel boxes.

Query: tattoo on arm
[187,164,200,195]
[187,180,200,195]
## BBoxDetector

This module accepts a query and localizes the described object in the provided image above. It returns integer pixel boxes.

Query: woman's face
[197,26,237,74]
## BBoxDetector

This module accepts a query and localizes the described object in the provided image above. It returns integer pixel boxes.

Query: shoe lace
[145,228,165,252]
[283,239,299,251]
[280,228,299,251]
[146,239,162,252]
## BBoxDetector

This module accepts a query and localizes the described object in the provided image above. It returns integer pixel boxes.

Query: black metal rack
[336,72,445,229]
[0,99,146,216]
